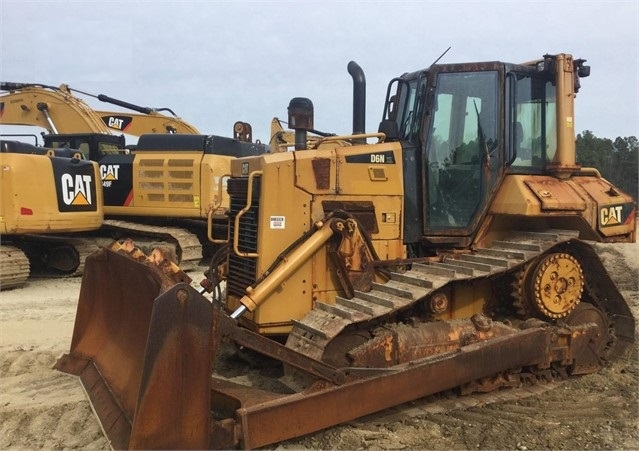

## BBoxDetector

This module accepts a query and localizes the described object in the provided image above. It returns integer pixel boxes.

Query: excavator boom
[0,81,199,136]
[95,109,200,135]
[0,82,111,134]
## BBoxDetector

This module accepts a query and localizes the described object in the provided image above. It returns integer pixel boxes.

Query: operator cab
[43,133,127,160]
[380,55,590,246]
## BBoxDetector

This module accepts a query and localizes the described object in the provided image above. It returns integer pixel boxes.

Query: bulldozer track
[103,219,202,271]
[287,228,582,361]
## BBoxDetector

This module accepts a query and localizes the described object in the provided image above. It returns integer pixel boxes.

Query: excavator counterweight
[0,139,103,287]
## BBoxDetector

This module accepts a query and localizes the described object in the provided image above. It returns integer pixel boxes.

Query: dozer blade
[55,246,212,450]
[56,246,611,450]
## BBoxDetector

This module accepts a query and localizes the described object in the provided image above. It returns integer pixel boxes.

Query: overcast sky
[1,0,637,144]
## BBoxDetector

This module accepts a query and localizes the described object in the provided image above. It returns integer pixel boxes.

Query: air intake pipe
[348,61,366,143]
[288,97,314,150]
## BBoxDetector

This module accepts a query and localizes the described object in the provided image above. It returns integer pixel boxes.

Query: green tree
[576,131,637,201]
[611,136,638,199]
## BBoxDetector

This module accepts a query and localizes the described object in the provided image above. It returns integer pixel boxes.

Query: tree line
[576,131,638,201]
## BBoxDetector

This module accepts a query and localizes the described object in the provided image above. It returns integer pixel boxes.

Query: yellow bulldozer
[56,53,636,449]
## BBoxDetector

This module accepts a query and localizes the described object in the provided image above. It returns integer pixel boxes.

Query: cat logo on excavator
[100,164,120,181]
[61,173,93,206]
[103,115,133,132]
[51,157,98,212]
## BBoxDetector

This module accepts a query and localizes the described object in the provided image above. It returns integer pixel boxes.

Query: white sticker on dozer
[270,216,285,229]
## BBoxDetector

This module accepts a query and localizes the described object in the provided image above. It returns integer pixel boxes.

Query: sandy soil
[1,240,637,450]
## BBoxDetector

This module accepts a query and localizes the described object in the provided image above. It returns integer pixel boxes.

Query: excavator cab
[43,132,126,160]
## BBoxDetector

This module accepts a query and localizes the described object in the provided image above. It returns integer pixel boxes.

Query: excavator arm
[0,82,112,134]
[95,109,200,135]
[1,82,199,136]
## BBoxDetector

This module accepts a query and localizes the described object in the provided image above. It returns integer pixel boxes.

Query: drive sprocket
[513,252,584,320]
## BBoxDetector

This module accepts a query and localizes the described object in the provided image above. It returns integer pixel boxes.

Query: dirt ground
[0,239,637,450]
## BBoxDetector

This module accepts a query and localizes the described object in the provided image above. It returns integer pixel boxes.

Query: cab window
[510,74,556,171]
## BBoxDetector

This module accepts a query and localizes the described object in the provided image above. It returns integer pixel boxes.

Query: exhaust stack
[348,61,366,143]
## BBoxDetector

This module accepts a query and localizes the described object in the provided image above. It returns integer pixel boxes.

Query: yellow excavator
[1,82,269,270]
[56,53,635,449]
[0,139,103,289]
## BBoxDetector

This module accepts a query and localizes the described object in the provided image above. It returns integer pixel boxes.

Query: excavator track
[1,220,202,290]
[65,238,102,276]
[1,237,100,289]
[27,236,101,276]
[286,228,633,371]
[0,245,30,290]
[102,219,202,271]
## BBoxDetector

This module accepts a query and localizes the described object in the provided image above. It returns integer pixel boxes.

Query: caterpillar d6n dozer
[56,53,636,449]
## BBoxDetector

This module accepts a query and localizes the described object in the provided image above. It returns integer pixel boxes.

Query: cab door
[422,66,503,236]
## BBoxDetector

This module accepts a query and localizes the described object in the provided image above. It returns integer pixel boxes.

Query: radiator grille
[227,176,260,297]
[136,156,196,207]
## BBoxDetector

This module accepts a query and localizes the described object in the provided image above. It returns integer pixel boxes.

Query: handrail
[207,173,230,244]
[311,132,386,149]
[578,167,602,178]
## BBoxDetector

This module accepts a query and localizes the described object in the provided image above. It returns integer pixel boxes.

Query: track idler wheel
[46,244,80,273]
[515,253,584,320]
[564,302,611,374]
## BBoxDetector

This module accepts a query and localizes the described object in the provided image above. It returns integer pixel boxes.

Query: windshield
[46,135,126,159]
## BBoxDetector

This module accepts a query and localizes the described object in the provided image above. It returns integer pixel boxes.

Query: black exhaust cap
[288,97,314,150]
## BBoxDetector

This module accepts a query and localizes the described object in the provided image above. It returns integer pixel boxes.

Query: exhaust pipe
[348,61,366,143]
